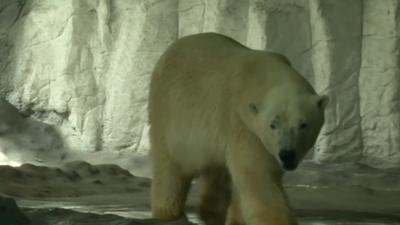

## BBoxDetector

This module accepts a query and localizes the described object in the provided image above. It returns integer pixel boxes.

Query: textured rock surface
[0,98,65,166]
[0,0,399,169]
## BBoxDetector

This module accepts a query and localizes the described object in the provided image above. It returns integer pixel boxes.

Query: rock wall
[0,0,399,169]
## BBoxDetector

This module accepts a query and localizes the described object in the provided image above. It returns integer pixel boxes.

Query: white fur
[148,33,326,225]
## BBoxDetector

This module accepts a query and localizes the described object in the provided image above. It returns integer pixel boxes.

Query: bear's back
[149,33,248,126]
[149,33,249,171]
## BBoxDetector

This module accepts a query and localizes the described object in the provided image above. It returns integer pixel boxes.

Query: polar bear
[148,33,327,225]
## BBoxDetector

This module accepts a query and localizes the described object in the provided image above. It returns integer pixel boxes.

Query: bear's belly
[165,126,227,175]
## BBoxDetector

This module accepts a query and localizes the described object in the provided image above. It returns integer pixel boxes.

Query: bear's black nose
[279,150,297,170]
[279,150,296,162]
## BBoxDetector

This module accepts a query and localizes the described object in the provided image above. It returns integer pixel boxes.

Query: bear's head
[244,86,328,171]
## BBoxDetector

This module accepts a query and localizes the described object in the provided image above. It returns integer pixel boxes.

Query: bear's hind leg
[151,143,192,220]
[199,167,231,225]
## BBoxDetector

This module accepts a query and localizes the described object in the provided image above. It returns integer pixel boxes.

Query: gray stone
[0,196,30,225]
[0,99,65,166]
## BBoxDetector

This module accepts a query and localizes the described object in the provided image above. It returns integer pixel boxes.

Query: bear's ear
[249,103,258,115]
[316,95,329,110]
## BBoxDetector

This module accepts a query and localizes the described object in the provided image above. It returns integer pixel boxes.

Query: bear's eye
[299,122,308,129]
[270,124,276,130]
[249,103,258,114]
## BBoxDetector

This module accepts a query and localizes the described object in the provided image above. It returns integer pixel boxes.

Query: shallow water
[15,197,400,225]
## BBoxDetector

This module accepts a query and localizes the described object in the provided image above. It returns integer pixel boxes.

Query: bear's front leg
[150,141,192,220]
[225,190,244,225]
[226,129,297,225]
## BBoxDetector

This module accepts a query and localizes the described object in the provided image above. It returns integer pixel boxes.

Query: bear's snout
[279,150,297,171]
